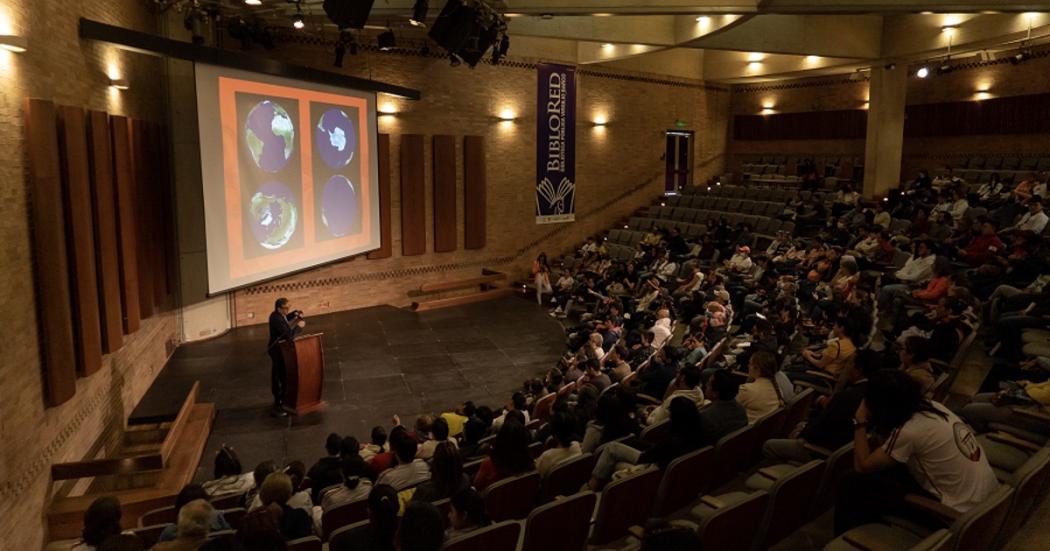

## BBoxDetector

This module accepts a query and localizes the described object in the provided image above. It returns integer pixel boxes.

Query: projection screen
[195,63,380,294]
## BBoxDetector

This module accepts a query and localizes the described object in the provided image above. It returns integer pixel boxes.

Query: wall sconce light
[593,114,608,126]
[109,78,130,90]
[974,91,992,101]
[497,108,517,122]
[761,108,775,115]
[747,52,765,62]
[378,102,399,115]
[0,34,28,53]
[804,55,820,64]
[941,25,958,37]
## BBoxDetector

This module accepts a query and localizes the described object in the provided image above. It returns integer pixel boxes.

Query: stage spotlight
[410,0,429,26]
[378,29,396,51]
[1010,49,1031,65]
[916,66,929,78]
[292,2,305,29]
[937,60,953,75]
[449,53,462,67]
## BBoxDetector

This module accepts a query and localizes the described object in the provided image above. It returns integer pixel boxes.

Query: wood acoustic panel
[399,134,426,256]
[367,133,392,259]
[24,98,78,406]
[129,119,154,319]
[110,116,141,334]
[463,136,487,250]
[148,123,171,305]
[57,106,103,377]
[87,111,124,353]
[432,135,457,253]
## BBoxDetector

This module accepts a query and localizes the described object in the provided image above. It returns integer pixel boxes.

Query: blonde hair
[176,499,213,539]
[259,472,294,506]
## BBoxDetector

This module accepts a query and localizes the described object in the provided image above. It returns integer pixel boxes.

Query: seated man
[601,344,632,383]
[1006,196,1048,234]
[697,369,748,445]
[958,376,1050,439]
[646,365,704,425]
[152,499,214,551]
[375,427,431,490]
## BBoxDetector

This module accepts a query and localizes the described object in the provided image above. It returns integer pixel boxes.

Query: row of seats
[950,155,1050,172]
[663,195,787,216]
[676,184,826,203]
[739,154,862,167]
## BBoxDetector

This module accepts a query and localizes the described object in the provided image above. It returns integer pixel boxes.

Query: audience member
[473,420,534,491]
[535,412,583,477]
[158,484,231,542]
[329,484,398,551]
[152,499,213,551]
[398,501,445,551]
[445,488,491,540]
[411,441,470,502]
[306,433,343,504]
[321,454,373,511]
[258,472,314,541]
[698,369,748,445]
[737,351,784,423]
[375,426,431,490]
[72,496,123,551]
[646,364,704,425]
[203,446,254,498]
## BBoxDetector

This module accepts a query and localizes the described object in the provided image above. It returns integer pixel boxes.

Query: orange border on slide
[218,77,373,281]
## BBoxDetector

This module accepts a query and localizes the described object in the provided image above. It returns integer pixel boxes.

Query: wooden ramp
[47,382,215,540]
[409,269,511,311]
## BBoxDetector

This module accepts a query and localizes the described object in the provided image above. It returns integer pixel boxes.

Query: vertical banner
[536,63,576,224]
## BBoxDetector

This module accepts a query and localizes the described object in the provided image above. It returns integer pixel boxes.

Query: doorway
[665,130,694,194]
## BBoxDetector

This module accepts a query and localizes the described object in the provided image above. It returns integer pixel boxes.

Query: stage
[131,296,566,482]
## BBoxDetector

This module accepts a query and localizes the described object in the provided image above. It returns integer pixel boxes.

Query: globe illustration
[315,108,356,169]
[245,100,295,173]
[321,175,359,237]
[248,181,298,250]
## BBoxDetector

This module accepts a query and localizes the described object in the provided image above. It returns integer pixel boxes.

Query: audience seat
[221,507,247,531]
[321,497,369,540]
[482,470,540,521]
[996,447,1050,546]
[754,459,826,548]
[589,466,662,545]
[441,520,522,551]
[138,505,176,527]
[692,490,770,551]
[328,519,370,550]
[521,491,596,551]
[131,524,167,549]
[210,493,245,510]
[638,419,671,447]
[779,388,816,438]
[287,535,323,551]
[651,446,717,517]
[823,486,1013,551]
[540,452,596,502]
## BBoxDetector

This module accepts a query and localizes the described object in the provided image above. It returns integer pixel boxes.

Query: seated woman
[255,472,314,541]
[587,396,704,490]
[202,445,254,499]
[581,388,639,453]
[322,454,374,511]
[790,313,860,391]
[737,351,785,424]
[836,370,999,535]
[536,412,583,477]
[328,484,399,551]
[416,417,458,460]
[445,488,491,541]
[411,442,470,503]
[899,336,936,395]
[472,420,535,492]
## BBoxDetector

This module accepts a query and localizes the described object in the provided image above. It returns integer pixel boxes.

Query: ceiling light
[409,0,428,27]
[916,66,929,78]
[602,43,614,49]
[244,0,261,5]
[0,34,27,53]
[941,25,958,37]
[378,29,396,51]
[747,52,764,62]
[540,14,554,20]
[593,13,613,17]
[920,11,934,15]
[696,16,710,24]
[747,61,762,70]
[805,55,820,64]
[108,78,129,90]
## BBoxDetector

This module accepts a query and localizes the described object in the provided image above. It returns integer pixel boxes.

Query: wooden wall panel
[87,111,124,353]
[432,135,457,253]
[24,99,77,406]
[367,133,392,260]
[129,119,154,319]
[733,109,868,141]
[87,111,125,353]
[463,136,487,250]
[149,123,170,305]
[110,116,141,334]
[399,134,426,256]
[57,106,103,377]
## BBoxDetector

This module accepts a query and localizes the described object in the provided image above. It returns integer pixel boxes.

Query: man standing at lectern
[269,297,305,416]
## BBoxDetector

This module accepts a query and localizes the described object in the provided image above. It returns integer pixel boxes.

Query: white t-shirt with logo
[883,402,999,512]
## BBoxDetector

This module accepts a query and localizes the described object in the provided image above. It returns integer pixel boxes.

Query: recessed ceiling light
[916,66,930,78]
[602,43,614,49]
[109,78,130,90]
[244,0,262,5]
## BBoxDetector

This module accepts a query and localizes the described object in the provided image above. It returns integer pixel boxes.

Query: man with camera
[268,297,306,416]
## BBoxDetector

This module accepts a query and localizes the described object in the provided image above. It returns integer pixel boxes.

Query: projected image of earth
[245,100,295,173]
[321,175,359,237]
[315,108,356,169]
[249,181,298,249]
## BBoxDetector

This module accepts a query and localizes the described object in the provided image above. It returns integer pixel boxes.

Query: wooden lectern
[279,333,326,415]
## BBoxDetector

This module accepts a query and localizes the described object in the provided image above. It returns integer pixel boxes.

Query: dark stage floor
[132,296,566,482]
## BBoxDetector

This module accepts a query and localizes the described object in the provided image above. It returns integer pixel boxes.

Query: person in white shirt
[202,446,255,498]
[838,370,999,534]
[536,412,583,477]
[653,252,678,281]
[725,246,754,274]
[376,429,431,491]
[949,189,969,223]
[646,365,705,425]
[649,309,673,350]
[416,417,459,460]
[1007,197,1048,234]
[736,351,784,424]
[892,240,936,284]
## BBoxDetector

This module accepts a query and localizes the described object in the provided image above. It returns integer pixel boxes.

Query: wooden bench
[47,382,216,540]
[409,269,511,311]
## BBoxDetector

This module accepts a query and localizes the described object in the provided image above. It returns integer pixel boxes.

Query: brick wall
[727,55,1050,183]
[0,1,173,549]
[226,40,731,324]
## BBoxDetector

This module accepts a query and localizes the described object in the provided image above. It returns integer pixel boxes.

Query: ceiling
[188,1,1050,82]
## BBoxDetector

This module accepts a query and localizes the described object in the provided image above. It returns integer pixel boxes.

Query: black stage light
[410,0,429,27]
[323,0,376,29]
[292,2,305,29]
[378,29,396,50]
